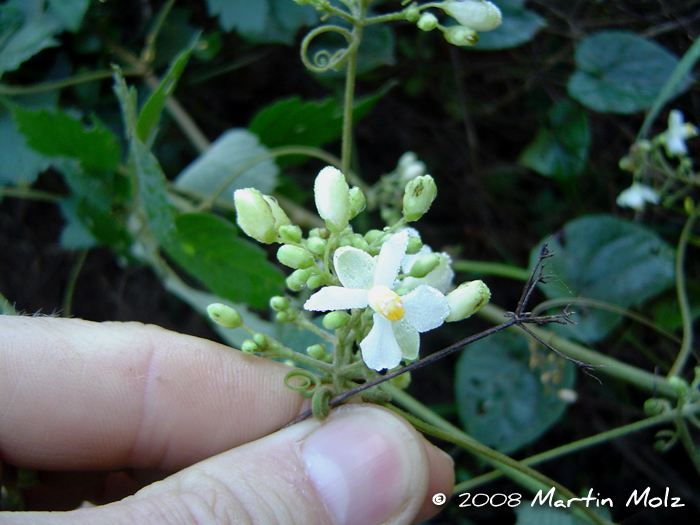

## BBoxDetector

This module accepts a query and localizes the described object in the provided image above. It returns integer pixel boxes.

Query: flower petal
[402,285,450,332]
[334,247,375,290]
[304,286,369,311]
[360,314,402,371]
[374,230,409,287]
[392,319,420,361]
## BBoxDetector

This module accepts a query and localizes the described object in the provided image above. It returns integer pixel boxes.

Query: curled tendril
[284,369,321,398]
[653,429,678,452]
[312,385,335,420]
[300,25,355,73]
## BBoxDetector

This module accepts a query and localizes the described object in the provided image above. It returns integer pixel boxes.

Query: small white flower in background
[304,229,450,371]
[397,152,427,182]
[616,182,660,211]
[399,230,454,294]
[661,110,698,157]
[442,0,502,32]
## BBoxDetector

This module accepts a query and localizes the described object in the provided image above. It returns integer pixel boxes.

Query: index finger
[0,317,305,472]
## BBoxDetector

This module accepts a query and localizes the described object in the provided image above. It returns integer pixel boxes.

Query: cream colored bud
[442,0,502,32]
[417,13,438,31]
[233,188,278,243]
[445,280,490,322]
[349,187,366,218]
[262,195,291,230]
[403,175,437,221]
[444,25,479,46]
[207,303,242,329]
[314,166,351,232]
[277,245,314,269]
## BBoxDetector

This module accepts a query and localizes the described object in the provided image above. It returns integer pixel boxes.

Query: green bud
[278,224,302,243]
[349,187,366,218]
[253,333,268,348]
[406,236,423,255]
[417,12,438,31]
[350,233,369,251]
[277,245,314,269]
[444,25,479,46]
[307,343,328,360]
[276,311,290,323]
[644,398,669,416]
[684,197,695,216]
[307,274,326,290]
[442,0,502,31]
[364,229,384,244]
[389,371,411,390]
[668,375,689,396]
[289,268,312,287]
[409,253,440,278]
[233,188,278,244]
[323,310,351,329]
[207,303,243,329]
[270,296,290,311]
[262,195,291,230]
[286,276,303,291]
[403,175,437,221]
[404,4,420,22]
[241,339,258,354]
[445,280,491,322]
[307,236,327,256]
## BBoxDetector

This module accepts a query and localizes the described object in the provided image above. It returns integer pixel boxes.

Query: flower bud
[442,0,502,31]
[389,371,411,390]
[278,224,302,243]
[276,311,290,323]
[349,186,366,218]
[409,253,441,278]
[323,310,351,329]
[241,339,258,354]
[417,12,438,31]
[288,268,312,288]
[270,296,290,311]
[262,195,291,229]
[233,188,278,244]
[668,375,689,396]
[307,343,328,360]
[445,280,490,322]
[364,229,384,244]
[403,175,437,221]
[404,4,420,22]
[307,236,327,256]
[444,25,479,46]
[277,245,314,269]
[307,274,326,290]
[207,303,243,329]
[314,166,351,232]
[350,233,369,251]
[253,333,268,348]
[406,235,423,254]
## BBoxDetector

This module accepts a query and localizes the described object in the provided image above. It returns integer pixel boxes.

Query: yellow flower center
[367,285,405,321]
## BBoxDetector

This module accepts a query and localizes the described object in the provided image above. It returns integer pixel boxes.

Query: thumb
[24,405,452,525]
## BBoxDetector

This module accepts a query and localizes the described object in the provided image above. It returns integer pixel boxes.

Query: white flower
[662,110,698,157]
[616,182,660,210]
[304,230,450,371]
[400,245,454,294]
[442,0,502,32]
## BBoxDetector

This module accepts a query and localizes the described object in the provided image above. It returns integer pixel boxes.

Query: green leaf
[472,0,546,51]
[0,0,60,77]
[136,36,199,145]
[567,31,686,114]
[529,215,676,343]
[0,105,51,185]
[455,330,575,454]
[174,128,278,199]
[519,100,590,178]
[47,0,90,32]
[168,213,285,309]
[10,104,121,173]
[205,0,318,45]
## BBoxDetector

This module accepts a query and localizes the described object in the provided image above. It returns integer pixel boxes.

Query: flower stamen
[368,285,405,321]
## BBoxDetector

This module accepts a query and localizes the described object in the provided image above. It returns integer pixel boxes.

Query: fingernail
[301,405,425,525]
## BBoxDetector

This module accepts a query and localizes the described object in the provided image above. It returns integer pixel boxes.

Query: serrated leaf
[168,213,284,309]
[519,100,590,178]
[455,330,575,454]
[0,0,62,77]
[174,128,278,199]
[10,104,121,173]
[567,31,686,114]
[137,36,198,145]
[472,0,546,51]
[529,215,676,343]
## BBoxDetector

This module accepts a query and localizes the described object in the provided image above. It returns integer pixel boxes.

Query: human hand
[0,316,454,524]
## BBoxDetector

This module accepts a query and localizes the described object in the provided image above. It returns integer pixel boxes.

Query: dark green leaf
[137,36,199,145]
[455,330,575,454]
[168,213,285,309]
[0,105,51,185]
[10,104,121,173]
[519,100,590,178]
[47,0,90,32]
[529,215,676,343]
[472,0,546,51]
[567,31,686,114]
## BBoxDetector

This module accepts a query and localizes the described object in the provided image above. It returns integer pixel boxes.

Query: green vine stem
[477,303,682,400]
[0,186,63,203]
[673,409,700,477]
[452,260,531,281]
[667,207,698,378]
[61,249,88,318]
[384,386,614,525]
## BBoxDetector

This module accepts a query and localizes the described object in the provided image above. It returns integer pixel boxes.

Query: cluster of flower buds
[227,163,490,372]
[408,0,502,47]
